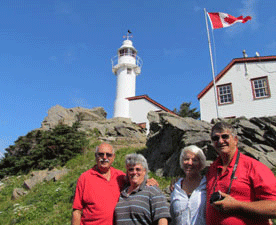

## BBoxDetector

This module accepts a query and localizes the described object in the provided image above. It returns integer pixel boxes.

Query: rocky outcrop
[40,105,147,145]
[41,105,107,130]
[23,168,69,190]
[10,168,69,200]
[145,111,276,177]
[11,188,28,200]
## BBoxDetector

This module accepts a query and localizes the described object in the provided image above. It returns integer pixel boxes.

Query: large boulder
[145,111,276,177]
[41,105,107,130]
[41,105,147,145]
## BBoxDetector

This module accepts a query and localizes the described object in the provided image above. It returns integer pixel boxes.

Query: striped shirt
[114,181,171,224]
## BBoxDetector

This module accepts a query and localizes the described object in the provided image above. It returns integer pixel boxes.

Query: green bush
[0,122,89,178]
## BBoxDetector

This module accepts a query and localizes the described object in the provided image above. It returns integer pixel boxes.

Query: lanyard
[212,151,240,194]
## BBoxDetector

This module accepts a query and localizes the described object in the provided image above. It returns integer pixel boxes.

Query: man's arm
[158,218,168,225]
[213,191,276,218]
[146,178,159,187]
[71,209,82,225]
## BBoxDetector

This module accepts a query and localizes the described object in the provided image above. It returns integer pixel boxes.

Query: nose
[187,159,193,165]
[217,136,225,144]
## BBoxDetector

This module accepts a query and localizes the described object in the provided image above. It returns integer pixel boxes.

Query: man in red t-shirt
[206,121,276,225]
[71,143,126,225]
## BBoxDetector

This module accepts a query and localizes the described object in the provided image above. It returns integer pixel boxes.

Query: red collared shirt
[72,166,126,225]
[206,149,276,225]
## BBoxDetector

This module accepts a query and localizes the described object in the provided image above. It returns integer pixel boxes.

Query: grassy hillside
[0,142,173,225]
[1,139,275,224]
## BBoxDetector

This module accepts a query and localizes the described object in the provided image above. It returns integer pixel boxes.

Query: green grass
[1,142,275,224]
[0,143,173,225]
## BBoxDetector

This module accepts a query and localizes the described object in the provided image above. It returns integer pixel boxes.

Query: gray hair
[211,121,237,137]
[95,143,115,154]
[125,153,148,180]
[179,145,206,171]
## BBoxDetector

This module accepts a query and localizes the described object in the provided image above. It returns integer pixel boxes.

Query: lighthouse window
[119,48,136,58]
[127,68,132,74]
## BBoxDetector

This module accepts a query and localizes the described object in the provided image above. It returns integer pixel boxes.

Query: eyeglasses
[211,134,230,142]
[128,167,144,172]
[97,152,113,158]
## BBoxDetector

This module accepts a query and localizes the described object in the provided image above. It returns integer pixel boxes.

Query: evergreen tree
[0,122,88,178]
[174,102,200,119]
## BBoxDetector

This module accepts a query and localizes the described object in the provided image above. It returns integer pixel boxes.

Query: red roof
[197,56,276,100]
[126,95,176,115]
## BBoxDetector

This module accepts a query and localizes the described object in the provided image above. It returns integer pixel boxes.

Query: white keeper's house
[197,54,276,122]
[111,34,175,132]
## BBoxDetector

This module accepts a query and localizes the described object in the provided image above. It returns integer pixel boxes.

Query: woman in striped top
[114,153,171,225]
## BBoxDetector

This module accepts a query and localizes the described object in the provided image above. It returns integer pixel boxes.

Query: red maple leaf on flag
[207,12,252,29]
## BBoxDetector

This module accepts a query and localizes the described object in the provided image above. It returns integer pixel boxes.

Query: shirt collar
[214,148,239,169]
[90,165,115,176]
[121,179,147,197]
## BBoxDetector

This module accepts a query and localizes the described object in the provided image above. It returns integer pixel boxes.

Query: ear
[233,135,238,145]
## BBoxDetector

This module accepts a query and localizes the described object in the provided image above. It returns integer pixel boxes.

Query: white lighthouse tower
[111,32,143,118]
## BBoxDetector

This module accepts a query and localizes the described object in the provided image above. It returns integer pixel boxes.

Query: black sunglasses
[97,152,113,158]
[211,134,230,142]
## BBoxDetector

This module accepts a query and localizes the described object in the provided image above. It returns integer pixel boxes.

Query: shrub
[0,123,89,178]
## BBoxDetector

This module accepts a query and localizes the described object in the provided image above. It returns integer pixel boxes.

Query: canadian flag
[207,12,252,29]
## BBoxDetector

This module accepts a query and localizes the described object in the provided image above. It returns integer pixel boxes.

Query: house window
[217,84,233,105]
[127,68,132,74]
[251,77,270,99]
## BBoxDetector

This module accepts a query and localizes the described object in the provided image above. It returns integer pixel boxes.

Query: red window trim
[251,76,271,100]
[217,83,234,106]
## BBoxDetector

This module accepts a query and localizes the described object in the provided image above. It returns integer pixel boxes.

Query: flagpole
[204,8,219,119]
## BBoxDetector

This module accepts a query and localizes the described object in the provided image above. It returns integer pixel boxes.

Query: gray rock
[23,168,69,190]
[41,105,107,130]
[23,170,48,190]
[12,188,28,200]
[145,111,276,176]
[45,168,69,181]
[39,105,147,147]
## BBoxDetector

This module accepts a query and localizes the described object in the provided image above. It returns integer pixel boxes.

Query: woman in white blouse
[170,145,207,225]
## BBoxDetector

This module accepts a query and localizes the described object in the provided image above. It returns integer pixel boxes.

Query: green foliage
[0,123,89,178]
[174,102,200,119]
[0,142,174,225]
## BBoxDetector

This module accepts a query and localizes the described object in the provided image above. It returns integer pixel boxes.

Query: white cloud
[49,56,58,61]
[224,0,259,37]
[266,40,276,51]
[71,97,92,108]
[54,0,74,14]
[70,89,92,108]
[194,6,202,12]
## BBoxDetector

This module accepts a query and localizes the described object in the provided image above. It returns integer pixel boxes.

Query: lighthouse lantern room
[111,33,143,118]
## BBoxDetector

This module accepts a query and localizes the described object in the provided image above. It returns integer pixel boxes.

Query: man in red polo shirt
[71,143,125,225]
[206,121,276,225]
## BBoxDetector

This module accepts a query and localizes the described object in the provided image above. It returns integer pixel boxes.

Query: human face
[127,164,146,187]
[211,129,238,156]
[96,143,115,173]
[182,152,201,176]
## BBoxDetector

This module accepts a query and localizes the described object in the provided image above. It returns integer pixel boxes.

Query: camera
[210,192,225,204]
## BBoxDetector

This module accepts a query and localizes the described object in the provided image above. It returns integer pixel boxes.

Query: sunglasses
[211,134,230,142]
[128,167,144,172]
[97,152,113,158]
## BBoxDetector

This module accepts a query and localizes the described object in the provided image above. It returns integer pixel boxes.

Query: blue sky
[0,0,275,156]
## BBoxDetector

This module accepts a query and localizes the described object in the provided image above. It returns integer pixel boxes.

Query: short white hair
[125,153,148,180]
[95,143,115,154]
[179,145,206,171]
